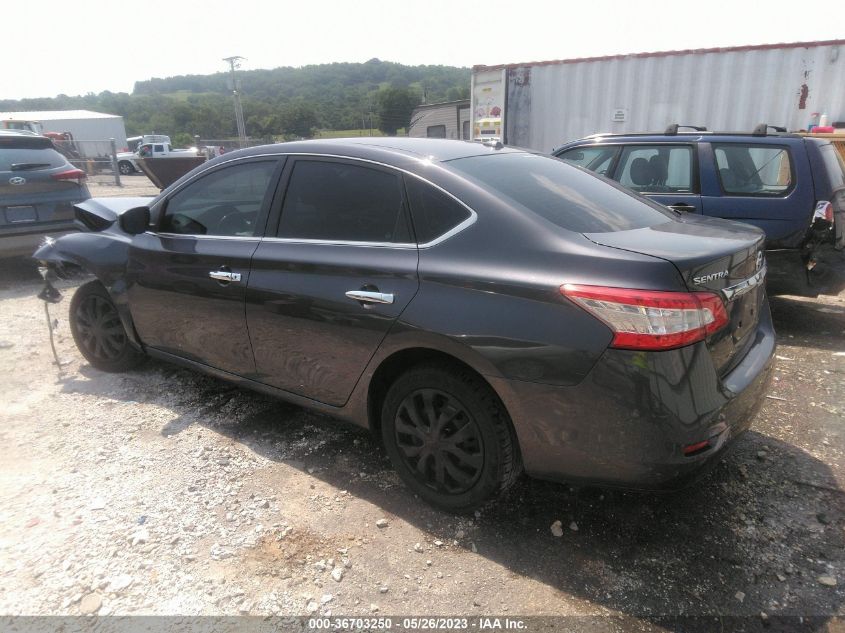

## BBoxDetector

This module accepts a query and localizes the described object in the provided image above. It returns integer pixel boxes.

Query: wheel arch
[34,232,142,348]
[366,347,521,461]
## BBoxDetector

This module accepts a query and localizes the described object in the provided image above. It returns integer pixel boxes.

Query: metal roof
[412,99,470,112]
[473,38,845,72]
[0,110,122,121]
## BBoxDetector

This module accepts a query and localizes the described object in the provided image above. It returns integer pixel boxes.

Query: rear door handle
[668,203,697,212]
[345,290,394,305]
[209,270,242,283]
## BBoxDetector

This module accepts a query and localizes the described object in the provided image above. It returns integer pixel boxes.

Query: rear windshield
[447,153,674,233]
[0,140,66,172]
[820,145,845,191]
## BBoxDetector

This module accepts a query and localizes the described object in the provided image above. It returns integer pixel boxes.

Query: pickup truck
[117,139,199,175]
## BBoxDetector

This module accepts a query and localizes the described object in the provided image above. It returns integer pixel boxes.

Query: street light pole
[223,56,247,148]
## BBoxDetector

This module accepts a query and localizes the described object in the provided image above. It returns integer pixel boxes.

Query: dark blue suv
[554,126,845,295]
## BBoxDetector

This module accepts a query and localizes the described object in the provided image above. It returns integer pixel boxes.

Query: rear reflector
[51,168,87,181]
[682,440,711,456]
[561,284,729,351]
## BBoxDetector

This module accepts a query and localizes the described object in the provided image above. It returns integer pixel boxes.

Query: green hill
[0,59,469,140]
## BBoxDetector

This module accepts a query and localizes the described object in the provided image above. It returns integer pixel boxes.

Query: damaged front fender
[33,231,143,349]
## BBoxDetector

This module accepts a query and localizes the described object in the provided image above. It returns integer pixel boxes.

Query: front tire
[118,160,134,175]
[69,281,145,372]
[381,362,521,512]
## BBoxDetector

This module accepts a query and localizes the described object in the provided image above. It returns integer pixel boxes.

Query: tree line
[0,59,470,141]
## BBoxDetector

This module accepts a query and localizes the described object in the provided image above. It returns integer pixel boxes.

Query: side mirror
[119,206,151,235]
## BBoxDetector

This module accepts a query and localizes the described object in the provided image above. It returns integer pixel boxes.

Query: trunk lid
[584,213,767,375]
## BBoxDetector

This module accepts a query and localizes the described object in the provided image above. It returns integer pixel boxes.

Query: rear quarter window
[405,177,471,243]
[819,144,845,191]
[714,144,793,196]
[447,152,674,233]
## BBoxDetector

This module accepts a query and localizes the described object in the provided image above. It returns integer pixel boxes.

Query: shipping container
[471,39,845,152]
[0,110,128,158]
[409,100,471,140]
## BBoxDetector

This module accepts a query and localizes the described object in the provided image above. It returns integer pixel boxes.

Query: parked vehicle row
[554,126,845,296]
[0,131,90,258]
[35,138,775,511]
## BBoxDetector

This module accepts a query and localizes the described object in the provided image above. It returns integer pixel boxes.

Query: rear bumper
[490,297,777,489]
[0,222,77,258]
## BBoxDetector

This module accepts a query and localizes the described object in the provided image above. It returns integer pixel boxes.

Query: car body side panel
[489,302,776,487]
[32,231,142,348]
[245,241,420,406]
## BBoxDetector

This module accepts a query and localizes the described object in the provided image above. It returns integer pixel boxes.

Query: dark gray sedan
[1,131,90,258]
[35,138,775,511]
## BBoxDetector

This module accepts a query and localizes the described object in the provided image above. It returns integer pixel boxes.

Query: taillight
[561,284,730,351]
[814,201,834,223]
[51,168,87,181]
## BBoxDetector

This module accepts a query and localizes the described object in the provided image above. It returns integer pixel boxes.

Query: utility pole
[223,56,247,147]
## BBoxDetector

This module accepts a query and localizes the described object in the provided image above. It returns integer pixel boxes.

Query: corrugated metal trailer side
[473,40,845,152]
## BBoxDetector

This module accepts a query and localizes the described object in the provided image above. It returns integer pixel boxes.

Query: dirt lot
[1,199,844,628]
[86,173,160,198]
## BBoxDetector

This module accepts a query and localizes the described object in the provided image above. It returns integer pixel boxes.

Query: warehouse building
[0,110,128,158]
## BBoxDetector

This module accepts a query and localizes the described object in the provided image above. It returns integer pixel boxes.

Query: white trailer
[471,39,845,152]
[0,110,128,158]
[409,100,471,140]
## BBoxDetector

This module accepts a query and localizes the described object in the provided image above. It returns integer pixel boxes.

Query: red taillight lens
[682,440,711,456]
[814,201,834,223]
[51,168,87,181]
[561,284,730,351]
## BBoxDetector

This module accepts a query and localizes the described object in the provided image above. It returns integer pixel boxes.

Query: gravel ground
[1,244,844,628]
[88,174,160,198]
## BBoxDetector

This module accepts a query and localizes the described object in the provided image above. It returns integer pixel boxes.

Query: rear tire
[69,281,145,372]
[381,362,521,512]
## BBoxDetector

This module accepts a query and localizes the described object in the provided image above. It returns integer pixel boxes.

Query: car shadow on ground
[57,357,845,628]
[0,257,41,290]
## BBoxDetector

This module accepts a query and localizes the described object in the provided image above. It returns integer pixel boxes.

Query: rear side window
[558,146,619,177]
[405,177,471,244]
[448,153,673,233]
[278,160,411,243]
[615,145,693,193]
[819,144,845,191]
[161,160,277,236]
[714,144,792,196]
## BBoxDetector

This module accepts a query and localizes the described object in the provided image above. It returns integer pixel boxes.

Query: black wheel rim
[74,295,126,362]
[394,389,484,495]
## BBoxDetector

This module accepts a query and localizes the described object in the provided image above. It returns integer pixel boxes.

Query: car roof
[219,137,526,164]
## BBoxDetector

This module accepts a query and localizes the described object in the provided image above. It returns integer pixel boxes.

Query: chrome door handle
[345,290,394,305]
[209,271,242,282]
[668,203,697,212]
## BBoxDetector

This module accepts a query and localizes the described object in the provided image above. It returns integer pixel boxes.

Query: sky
[4,0,843,100]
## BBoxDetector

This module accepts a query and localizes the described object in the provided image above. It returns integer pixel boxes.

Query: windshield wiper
[11,163,51,171]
